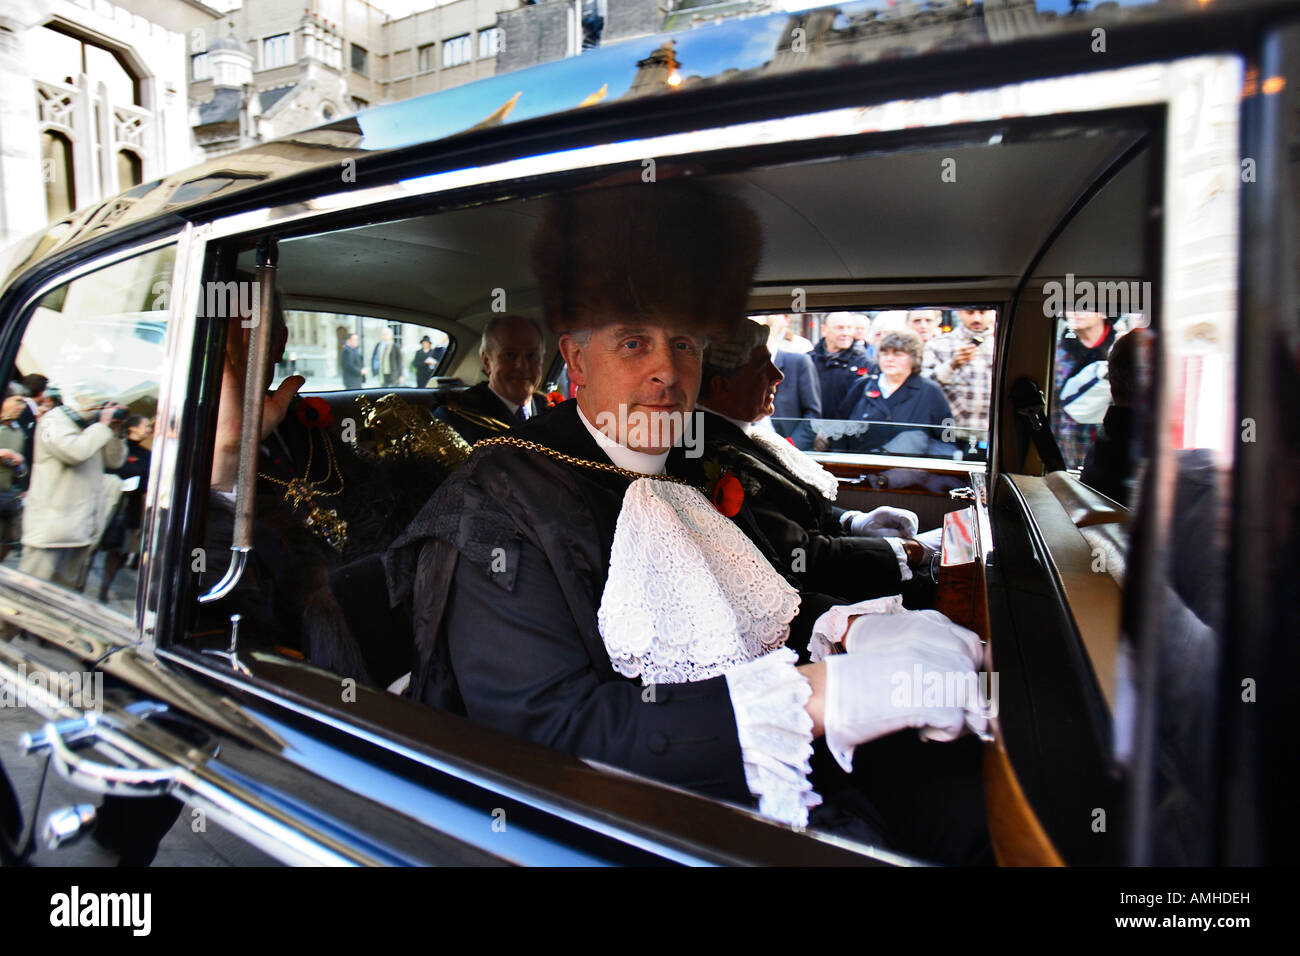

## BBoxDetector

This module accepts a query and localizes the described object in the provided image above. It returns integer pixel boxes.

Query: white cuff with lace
[883,536,912,582]
[597,478,816,826]
[724,647,821,827]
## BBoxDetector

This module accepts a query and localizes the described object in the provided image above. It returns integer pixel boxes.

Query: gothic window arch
[117,149,143,190]
[41,130,76,223]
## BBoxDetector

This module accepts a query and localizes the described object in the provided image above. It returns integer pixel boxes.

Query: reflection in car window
[285,310,450,391]
[1,245,174,618]
[754,309,993,462]
[1051,311,1148,474]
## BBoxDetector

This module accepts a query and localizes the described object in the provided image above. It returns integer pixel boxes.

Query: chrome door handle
[41,713,176,796]
[18,715,99,755]
[17,700,168,756]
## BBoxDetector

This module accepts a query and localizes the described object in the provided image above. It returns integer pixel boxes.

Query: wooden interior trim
[936,500,1066,866]
[1044,470,1128,528]
[817,457,983,478]
[984,741,1067,867]
[820,460,985,496]
[1006,474,1122,712]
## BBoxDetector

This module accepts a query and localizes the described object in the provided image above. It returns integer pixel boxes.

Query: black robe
[197,407,448,687]
[699,409,906,602]
[388,400,837,806]
[387,401,990,860]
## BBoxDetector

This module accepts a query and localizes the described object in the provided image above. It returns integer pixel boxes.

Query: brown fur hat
[531,179,762,337]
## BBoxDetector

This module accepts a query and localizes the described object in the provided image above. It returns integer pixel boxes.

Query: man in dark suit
[14,373,47,471]
[433,315,548,445]
[809,313,874,419]
[340,333,365,389]
[760,317,822,450]
[410,335,443,388]
[389,182,988,860]
[371,327,404,387]
[697,318,933,604]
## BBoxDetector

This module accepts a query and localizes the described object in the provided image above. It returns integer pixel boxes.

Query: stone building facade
[0,0,217,250]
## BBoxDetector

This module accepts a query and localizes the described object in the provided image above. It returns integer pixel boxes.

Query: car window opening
[177,111,1165,865]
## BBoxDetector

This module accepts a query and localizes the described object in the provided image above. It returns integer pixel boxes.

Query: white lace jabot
[596,478,820,825]
[598,478,799,682]
[698,405,839,501]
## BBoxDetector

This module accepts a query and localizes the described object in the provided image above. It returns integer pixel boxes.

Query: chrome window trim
[140,223,207,643]
[0,571,136,657]
[0,642,426,866]
[154,645,909,866]
[152,647,724,866]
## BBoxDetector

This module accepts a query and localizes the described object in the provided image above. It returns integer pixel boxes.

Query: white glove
[843,506,919,539]
[915,526,945,554]
[823,609,988,772]
[843,608,983,663]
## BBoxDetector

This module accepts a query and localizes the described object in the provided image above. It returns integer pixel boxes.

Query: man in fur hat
[389,181,989,860]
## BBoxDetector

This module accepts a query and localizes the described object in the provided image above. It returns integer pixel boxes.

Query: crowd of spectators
[762,308,1142,472]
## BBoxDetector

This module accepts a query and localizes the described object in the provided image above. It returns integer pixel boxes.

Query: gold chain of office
[258,429,349,551]
[473,435,703,489]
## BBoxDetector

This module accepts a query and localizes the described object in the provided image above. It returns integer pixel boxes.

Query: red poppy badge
[711,469,744,517]
[295,396,334,429]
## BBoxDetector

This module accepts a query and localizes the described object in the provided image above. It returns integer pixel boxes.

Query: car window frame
[143,54,1243,863]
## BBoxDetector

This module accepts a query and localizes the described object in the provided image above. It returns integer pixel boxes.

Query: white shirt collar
[488,384,526,419]
[577,404,669,475]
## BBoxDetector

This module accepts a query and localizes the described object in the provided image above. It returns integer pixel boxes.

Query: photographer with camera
[18,383,127,590]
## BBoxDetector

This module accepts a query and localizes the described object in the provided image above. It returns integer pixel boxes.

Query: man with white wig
[389,181,989,860]
[697,318,940,603]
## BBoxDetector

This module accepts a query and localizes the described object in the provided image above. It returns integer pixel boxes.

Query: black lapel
[890,374,921,412]
[463,382,511,424]
[701,409,814,494]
